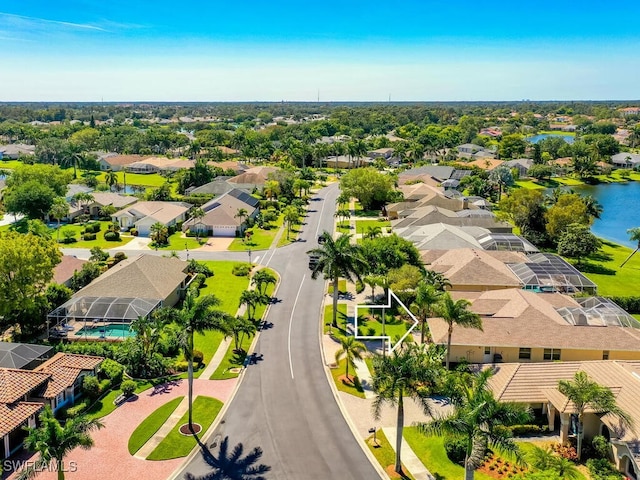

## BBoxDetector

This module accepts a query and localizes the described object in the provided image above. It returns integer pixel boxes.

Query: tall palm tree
[191,207,205,243]
[558,371,633,460]
[49,197,70,243]
[239,290,268,321]
[186,436,270,480]
[19,406,104,480]
[307,232,366,328]
[235,208,248,236]
[226,316,257,353]
[150,222,169,246]
[283,205,300,240]
[411,281,441,344]
[334,335,367,381]
[371,343,444,475]
[72,192,94,213]
[424,269,452,291]
[417,369,532,480]
[363,274,383,302]
[251,269,277,295]
[437,292,483,369]
[157,291,230,430]
[620,227,640,267]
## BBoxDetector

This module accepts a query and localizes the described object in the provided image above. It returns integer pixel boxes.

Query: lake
[527,133,575,144]
[573,182,640,248]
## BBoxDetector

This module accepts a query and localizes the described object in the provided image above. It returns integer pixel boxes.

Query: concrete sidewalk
[134,396,191,459]
[382,427,435,480]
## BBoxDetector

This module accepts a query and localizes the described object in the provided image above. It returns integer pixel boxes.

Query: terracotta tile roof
[428,289,640,352]
[0,402,43,437]
[35,353,103,399]
[53,255,87,285]
[466,158,504,170]
[0,368,50,403]
[228,166,279,186]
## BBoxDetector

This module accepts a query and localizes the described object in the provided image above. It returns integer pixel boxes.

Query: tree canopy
[339,167,396,210]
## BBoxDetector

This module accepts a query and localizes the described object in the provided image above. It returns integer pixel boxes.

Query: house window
[543,349,561,361]
[518,348,531,360]
[484,347,491,355]
[603,350,610,360]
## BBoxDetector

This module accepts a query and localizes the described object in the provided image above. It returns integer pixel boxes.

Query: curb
[317,280,388,480]
[166,266,282,480]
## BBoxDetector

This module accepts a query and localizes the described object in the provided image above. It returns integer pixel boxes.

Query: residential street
[164,183,381,479]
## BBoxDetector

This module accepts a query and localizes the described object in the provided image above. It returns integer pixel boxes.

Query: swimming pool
[75,323,136,338]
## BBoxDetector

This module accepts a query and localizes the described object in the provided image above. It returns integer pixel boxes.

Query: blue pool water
[75,323,136,338]
[527,133,575,144]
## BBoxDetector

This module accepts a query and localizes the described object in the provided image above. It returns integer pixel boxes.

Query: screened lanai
[557,297,640,328]
[507,253,598,294]
[477,233,539,253]
[47,297,162,340]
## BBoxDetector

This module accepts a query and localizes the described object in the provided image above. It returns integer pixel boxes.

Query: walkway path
[382,427,435,480]
[7,378,237,480]
[134,396,191,459]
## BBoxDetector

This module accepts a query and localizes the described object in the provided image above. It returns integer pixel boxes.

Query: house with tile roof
[86,192,138,217]
[112,201,191,236]
[0,143,35,160]
[391,205,512,232]
[488,360,640,478]
[52,255,87,287]
[182,188,259,237]
[427,289,640,365]
[0,352,102,459]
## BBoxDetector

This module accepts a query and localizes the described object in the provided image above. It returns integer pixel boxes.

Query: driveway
[6,378,237,480]
[113,236,152,251]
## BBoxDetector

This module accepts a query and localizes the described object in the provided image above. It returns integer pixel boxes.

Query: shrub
[552,443,578,461]
[85,222,101,233]
[606,296,640,314]
[82,375,101,400]
[232,263,252,277]
[83,232,97,241]
[173,360,189,372]
[186,259,214,277]
[130,228,138,236]
[592,435,611,459]
[508,424,547,436]
[100,358,124,385]
[121,380,137,397]
[586,458,624,480]
[443,435,467,465]
[99,378,112,393]
[192,349,204,365]
[104,231,120,241]
[65,399,90,418]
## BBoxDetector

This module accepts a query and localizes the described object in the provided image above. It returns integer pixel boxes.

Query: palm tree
[226,316,257,352]
[437,292,483,369]
[150,222,169,246]
[411,281,441,344]
[363,275,383,302]
[239,290,268,321]
[364,226,382,239]
[251,269,277,295]
[424,269,452,291]
[263,180,280,200]
[334,335,367,381]
[417,369,532,480]
[130,314,169,374]
[19,406,104,480]
[157,291,230,430]
[186,436,270,480]
[191,207,205,243]
[558,371,633,460]
[620,227,640,267]
[49,197,70,243]
[371,343,444,475]
[283,205,300,240]
[235,208,248,236]
[72,192,94,213]
[334,208,351,228]
[307,232,366,328]
[528,445,582,479]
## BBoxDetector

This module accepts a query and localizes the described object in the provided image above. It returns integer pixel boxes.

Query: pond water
[527,133,575,144]
[572,182,640,248]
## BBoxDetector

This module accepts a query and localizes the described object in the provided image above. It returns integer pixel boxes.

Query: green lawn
[192,261,251,373]
[156,231,204,251]
[210,277,276,380]
[0,160,25,169]
[229,214,284,251]
[327,279,348,295]
[323,303,348,333]
[403,430,494,480]
[329,357,365,398]
[355,219,391,232]
[580,240,640,296]
[86,379,155,419]
[366,431,415,480]
[336,221,352,233]
[128,396,184,455]
[55,221,133,249]
[96,171,168,188]
[146,396,223,461]
[357,310,411,340]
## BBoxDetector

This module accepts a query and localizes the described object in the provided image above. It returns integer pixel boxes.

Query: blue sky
[1,1,639,101]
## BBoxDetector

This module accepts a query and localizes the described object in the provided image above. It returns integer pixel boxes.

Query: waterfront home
[0,143,35,160]
[611,152,640,169]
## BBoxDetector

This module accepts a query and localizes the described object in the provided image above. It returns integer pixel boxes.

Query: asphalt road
[173,183,382,479]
